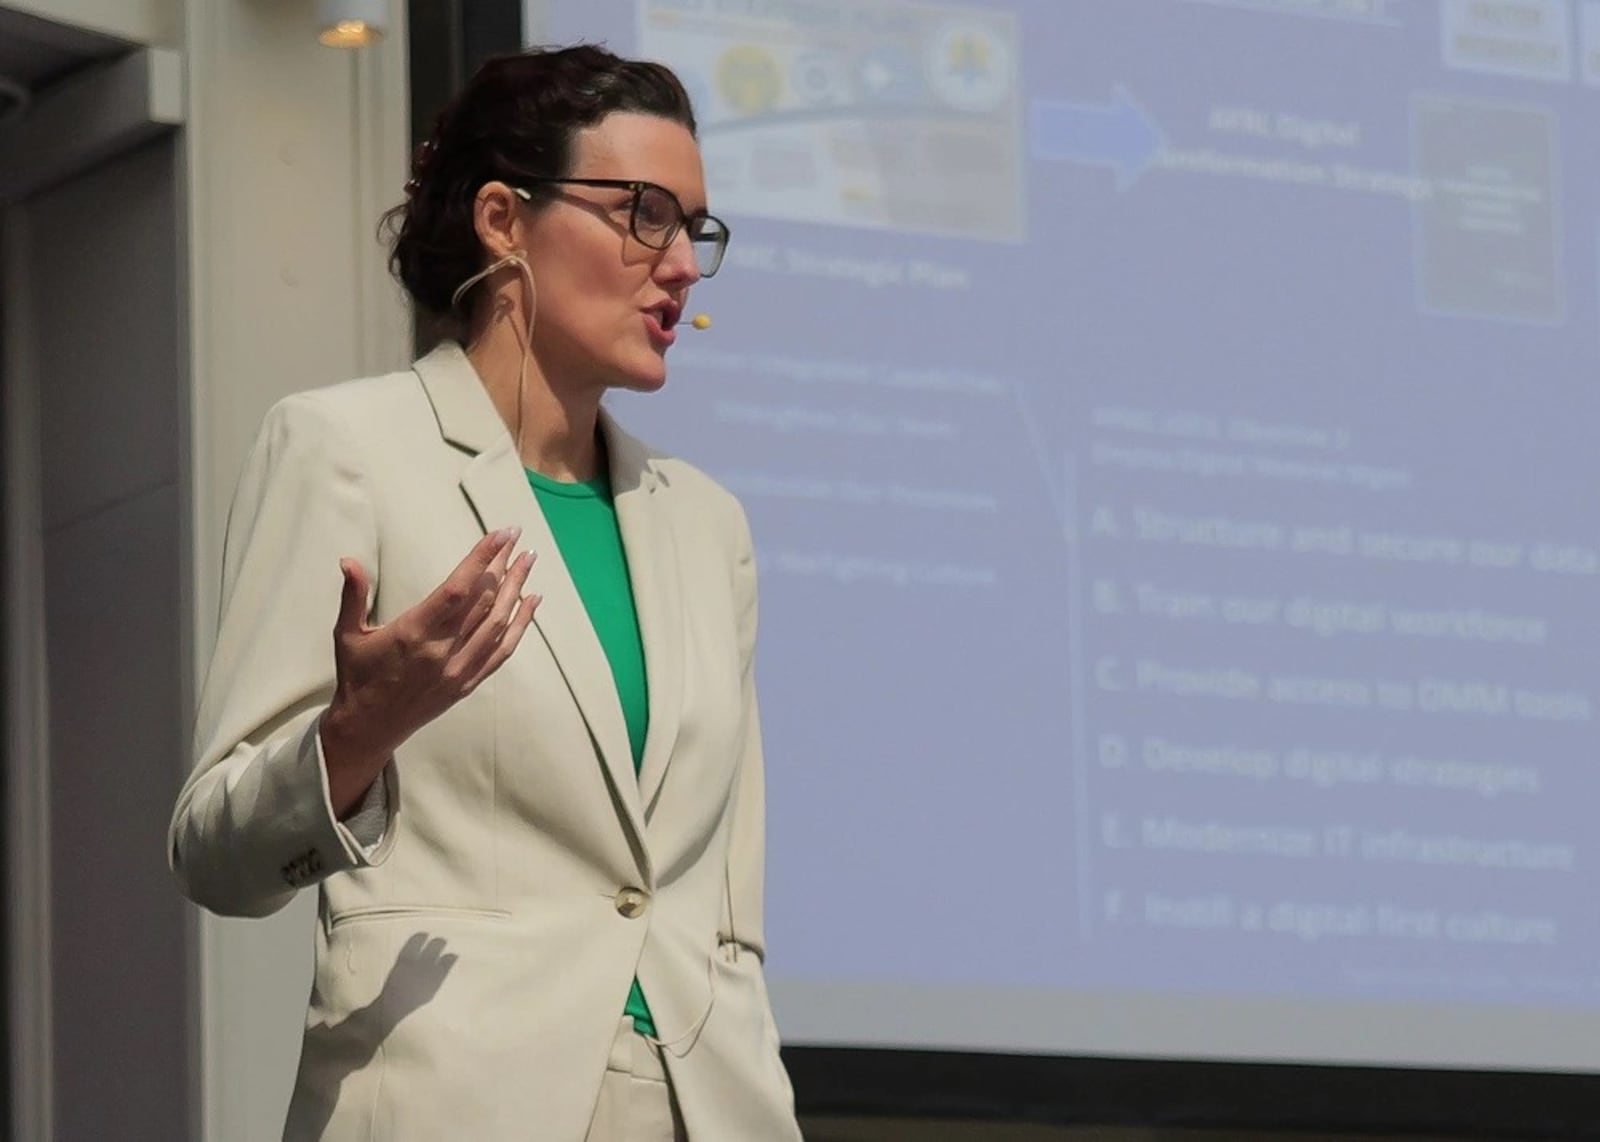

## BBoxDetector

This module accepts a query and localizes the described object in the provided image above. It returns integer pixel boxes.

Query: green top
[526,465,656,1037]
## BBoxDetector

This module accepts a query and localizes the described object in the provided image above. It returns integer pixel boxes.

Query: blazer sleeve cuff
[315,713,399,864]
[171,708,399,915]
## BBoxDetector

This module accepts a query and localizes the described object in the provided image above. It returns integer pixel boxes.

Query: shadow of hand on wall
[286,931,459,1140]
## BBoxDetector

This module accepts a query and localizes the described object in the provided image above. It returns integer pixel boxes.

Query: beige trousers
[583,1017,688,1142]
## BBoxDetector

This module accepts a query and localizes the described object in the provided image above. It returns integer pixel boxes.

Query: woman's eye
[636,195,677,230]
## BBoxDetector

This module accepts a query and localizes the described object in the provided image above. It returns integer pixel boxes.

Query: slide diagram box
[1413,94,1560,323]
[639,0,1023,241]
[1441,0,1573,82]
[1180,0,1402,26]
[1581,1,1600,83]
[1446,0,1568,81]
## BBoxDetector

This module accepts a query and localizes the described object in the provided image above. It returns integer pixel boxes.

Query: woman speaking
[168,44,802,1142]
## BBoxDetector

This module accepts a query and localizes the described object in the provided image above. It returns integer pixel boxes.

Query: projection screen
[523,0,1600,1077]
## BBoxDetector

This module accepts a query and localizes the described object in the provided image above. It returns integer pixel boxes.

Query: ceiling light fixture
[316,0,387,48]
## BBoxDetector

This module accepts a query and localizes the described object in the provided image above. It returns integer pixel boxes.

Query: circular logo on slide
[792,50,850,107]
[717,45,784,118]
[924,19,1014,114]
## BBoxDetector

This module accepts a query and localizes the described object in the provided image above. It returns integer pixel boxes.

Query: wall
[3,1,411,1139]
[4,131,190,1141]
[182,0,412,1138]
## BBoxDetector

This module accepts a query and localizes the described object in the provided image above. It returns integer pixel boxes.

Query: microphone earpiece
[689,314,711,331]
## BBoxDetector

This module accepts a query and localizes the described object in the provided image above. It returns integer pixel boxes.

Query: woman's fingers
[423,527,520,623]
[332,528,537,740]
[489,550,536,631]
[451,535,520,642]
[396,528,522,652]
[462,591,542,693]
[452,550,538,681]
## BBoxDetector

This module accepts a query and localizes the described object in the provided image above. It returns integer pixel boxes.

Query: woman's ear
[473,181,526,261]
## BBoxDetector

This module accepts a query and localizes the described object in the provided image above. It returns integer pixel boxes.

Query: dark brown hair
[383,44,697,330]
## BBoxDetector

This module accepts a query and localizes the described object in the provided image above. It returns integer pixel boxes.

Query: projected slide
[530,0,1600,1068]
[642,2,1024,238]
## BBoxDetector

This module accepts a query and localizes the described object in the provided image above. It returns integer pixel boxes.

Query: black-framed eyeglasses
[513,178,730,277]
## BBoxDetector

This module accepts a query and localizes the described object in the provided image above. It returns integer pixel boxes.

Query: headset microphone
[689,314,711,330]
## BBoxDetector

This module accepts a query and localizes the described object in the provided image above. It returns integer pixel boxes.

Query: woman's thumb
[336,558,372,631]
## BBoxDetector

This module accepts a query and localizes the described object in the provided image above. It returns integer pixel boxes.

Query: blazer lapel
[603,411,684,816]
[414,344,649,853]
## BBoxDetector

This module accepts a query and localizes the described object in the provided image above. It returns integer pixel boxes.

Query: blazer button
[614,887,650,919]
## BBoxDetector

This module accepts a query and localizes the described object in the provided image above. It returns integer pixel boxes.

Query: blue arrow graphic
[1031,86,1166,190]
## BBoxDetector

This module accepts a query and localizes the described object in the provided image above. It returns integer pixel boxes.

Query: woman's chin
[611,358,669,394]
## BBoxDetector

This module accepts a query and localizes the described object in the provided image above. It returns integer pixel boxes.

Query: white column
[182,1,411,1137]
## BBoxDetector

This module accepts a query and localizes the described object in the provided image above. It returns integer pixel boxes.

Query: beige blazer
[169,343,802,1141]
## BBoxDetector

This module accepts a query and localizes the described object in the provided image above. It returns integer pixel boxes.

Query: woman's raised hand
[319,527,540,816]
